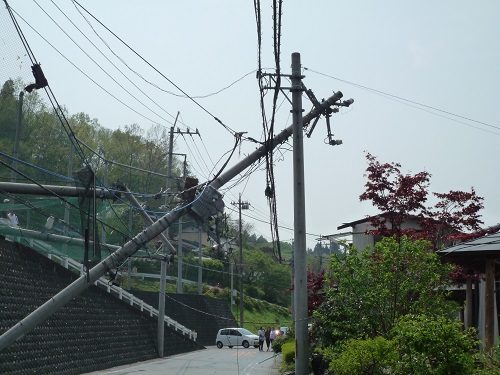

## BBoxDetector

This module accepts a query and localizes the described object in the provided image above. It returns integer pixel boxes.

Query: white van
[215,328,260,349]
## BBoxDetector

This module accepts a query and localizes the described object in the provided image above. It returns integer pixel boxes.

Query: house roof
[337,213,421,230]
[438,232,500,272]
[337,217,372,230]
[438,232,500,256]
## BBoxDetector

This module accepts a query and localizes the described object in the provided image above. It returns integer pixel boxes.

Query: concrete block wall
[0,239,203,375]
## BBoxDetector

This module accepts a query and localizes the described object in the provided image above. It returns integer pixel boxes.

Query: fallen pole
[0,90,349,352]
[0,182,116,199]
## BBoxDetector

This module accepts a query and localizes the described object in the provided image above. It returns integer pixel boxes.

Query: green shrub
[243,295,257,310]
[326,336,397,375]
[272,334,291,353]
[392,314,477,375]
[282,342,295,365]
[245,284,264,299]
[476,344,500,375]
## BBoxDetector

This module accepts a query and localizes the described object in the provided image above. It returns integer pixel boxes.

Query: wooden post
[484,259,495,353]
[466,278,473,329]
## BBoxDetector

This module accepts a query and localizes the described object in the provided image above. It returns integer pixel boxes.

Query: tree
[261,260,291,307]
[419,189,484,248]
[256,235,267,244]
[360,152,485,249]
[229,248,291,307]
[313,236,456,348]
[0,79,17,144]
[359,152,431,242]
[0,80,18,180]
[307,269,326,317]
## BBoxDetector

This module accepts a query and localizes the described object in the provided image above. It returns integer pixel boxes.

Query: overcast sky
[2,1,500,250]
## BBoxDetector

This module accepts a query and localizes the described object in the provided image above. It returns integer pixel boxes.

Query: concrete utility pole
[118,183,176,358]
[232,194,249,328]
[167,125,197,295]
[0,182,114,198]
[0,70,352,352]
[176,217,183,293]
[10,91,24,184]
[230,261,234,311]
[197,226,203,295]
[291,52,309,375]
[291,240,294,315]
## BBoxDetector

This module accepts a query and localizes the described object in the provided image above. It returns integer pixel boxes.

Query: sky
[2,1,500,250]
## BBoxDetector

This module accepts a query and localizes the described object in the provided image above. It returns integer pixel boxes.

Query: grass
[234,299,292,334]
[128,277,292,334]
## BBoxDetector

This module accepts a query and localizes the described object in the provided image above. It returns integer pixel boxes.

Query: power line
[72,0,239,137]
[304,67,500,135]
[10,7,170,128]
[46,0,181,125]
[70,1,256,101]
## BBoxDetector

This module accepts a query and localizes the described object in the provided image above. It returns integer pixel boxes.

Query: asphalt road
[83,346,282,375]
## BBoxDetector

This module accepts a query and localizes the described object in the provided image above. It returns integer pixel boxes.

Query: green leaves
[326,336,398,375]
[393,314,477,375]
[313,236,456,347]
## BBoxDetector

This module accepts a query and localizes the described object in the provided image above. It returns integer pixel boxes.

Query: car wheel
[216,342,223,349]
[242,341,249,348]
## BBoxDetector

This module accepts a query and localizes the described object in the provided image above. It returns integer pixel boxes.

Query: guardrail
[47,253,197,341]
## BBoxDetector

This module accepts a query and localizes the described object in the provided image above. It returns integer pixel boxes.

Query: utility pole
[230,261,234,312]
[166,124,198,295]
[166,125,199,214]
[291,240,294,315]
[176,216,183,293]
[232,194,249,328]
[10,91,24,184]
[197,225,202,295]
[291,52,309,375]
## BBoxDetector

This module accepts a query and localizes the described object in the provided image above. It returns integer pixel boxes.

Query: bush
[282,342,295,365]
[245,284,264,299]
[476,344,500,375]
[326,336,397,375]
[243,295,258,311]
[272,334,291,354]
[392,314,477,375]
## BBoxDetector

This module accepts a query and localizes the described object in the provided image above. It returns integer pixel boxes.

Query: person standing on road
[265,327,271,351]
[258,326,265,351]
[270,327,277,350]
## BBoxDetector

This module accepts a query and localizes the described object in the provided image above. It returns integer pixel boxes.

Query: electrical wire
[70,0,256,102]
[38,1,178,127]
[72,0,239,137]
[10,7,170,128]
[304,67,500,135]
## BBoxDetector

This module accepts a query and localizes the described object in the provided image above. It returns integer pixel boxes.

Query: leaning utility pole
[114,182,176,358]
[0,62,352,352]
[232,194,249,327]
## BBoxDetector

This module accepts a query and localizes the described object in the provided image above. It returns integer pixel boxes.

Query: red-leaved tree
[307,269,326,317]
[359,152,431,242]
[360,152,485,250]
[418,189,484,248]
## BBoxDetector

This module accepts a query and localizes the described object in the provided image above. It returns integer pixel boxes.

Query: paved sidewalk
[269,353,282,374]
